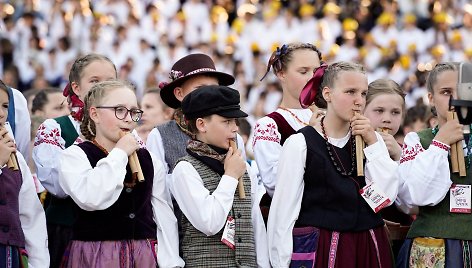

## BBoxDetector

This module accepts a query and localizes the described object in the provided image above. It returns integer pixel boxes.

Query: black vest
[295,127,384,232]
[0,167,25,247]
[73,142,157,241]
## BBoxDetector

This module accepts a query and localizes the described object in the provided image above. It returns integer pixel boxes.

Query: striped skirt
[61,239,157,268]
[397,238,472,267]
[0,244,28,268]
[291,226,393,268]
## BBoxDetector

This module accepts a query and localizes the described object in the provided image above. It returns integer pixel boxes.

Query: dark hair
[403,104,432,128]
[80,80,134,140]
[261,42,323,80]
[237,118,252,138]
[31,88,63,114]
[426,62,459,94]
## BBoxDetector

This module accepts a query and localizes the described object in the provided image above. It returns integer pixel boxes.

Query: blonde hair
[80,80,134,140]
[367,78,406,111]
[320,61,365,89]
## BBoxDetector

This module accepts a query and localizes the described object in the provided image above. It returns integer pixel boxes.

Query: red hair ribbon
[63,83,85,121]
[299,64,328,109]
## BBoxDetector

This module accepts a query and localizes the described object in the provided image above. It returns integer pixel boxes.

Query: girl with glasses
[32,53,118,267]
[58,80,183,267]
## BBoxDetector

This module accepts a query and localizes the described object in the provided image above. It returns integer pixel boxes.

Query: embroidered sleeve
[253,117,281,148]
[33,120,65,149]
[431,140,450,152]
[399,137,424,164]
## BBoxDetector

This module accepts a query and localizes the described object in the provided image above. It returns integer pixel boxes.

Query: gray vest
[177,155,257,267]
[157,121,191,173]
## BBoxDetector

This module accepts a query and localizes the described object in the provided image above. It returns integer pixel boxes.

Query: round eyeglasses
[95,106,143,122]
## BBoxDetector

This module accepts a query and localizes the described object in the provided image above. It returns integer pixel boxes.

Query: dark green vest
[177,155,257,267]
[45,116,79,226]
[407,128,472,240]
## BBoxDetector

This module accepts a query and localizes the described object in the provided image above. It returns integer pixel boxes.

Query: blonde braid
[80,80,135,140]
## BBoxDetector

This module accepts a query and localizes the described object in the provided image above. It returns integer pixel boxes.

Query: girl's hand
[379,132,401,161]
[224,147,246,180]
[309,107,326,126]
[115,133,139,156]
[0,128,16,167]
[435,119,463,146]
[350,114,378,145]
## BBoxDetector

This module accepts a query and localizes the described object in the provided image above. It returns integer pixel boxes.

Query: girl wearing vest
[32,53,117,268]
[396,62,470,267]
[253,42,323,197]
[0,82,49,267]
[268,62,398,268]
[364,79,413,257]
[172,85,269,267]
[58,80,183,267]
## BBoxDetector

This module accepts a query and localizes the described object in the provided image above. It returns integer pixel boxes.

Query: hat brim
[160,71,235,109]
[217,109,248,119]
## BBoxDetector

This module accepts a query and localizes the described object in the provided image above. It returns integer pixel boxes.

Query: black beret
[182,85,248,119]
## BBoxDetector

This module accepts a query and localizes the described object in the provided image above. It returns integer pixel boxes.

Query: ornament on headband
[158,81,169,89]
[299,64,328,109]
[260,44,288,81]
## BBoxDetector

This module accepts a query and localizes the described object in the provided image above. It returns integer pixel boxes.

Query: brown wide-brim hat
[159,53,235,108]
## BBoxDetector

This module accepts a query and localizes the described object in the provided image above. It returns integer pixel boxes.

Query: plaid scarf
[186,139,227,176]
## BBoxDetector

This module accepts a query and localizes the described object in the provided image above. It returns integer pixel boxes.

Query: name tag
[360,183,391,213]
[221,216,236,250]
[450,184,471,213]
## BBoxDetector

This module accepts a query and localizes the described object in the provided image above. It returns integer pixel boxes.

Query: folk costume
[396,128,472,267]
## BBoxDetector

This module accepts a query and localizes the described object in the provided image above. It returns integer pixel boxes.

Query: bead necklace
[91,139,137,188]
[320,116,356,176]
[279,107,309,126]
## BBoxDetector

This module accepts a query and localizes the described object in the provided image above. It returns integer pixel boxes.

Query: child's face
[199,115,239,149]
[428,70,458,125]
[325,71,368,122]
[0,90,8,125]
[92,87,139,144]
[72,60,116,101]
[37,92,69,119]
[364,93,404,135]
[278,49,320,102]
[140,93,170,130]
[175,75,219,103]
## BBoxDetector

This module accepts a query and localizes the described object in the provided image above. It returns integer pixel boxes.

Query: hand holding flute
[351,112,379,177]
[118,131,144,182]
[227,139,246,199]
[0,127,18,170]
[437,111,466,176]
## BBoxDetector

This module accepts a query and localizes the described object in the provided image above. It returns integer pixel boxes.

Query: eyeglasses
[95,106,143,122]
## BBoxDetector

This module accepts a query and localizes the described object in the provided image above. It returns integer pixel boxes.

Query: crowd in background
[1,0,472,156]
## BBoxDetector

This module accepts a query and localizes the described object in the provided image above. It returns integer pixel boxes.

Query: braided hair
[260,42,323,81]
[80,80,134,140]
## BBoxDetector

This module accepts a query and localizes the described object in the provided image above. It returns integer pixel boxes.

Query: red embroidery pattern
[400,143,424,164]
[431,140,449,152]
[73,137,84,145]
[33,124,64,149]
[253,122,280,147]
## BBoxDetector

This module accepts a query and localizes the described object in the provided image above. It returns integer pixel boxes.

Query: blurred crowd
[1,0,472,132]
